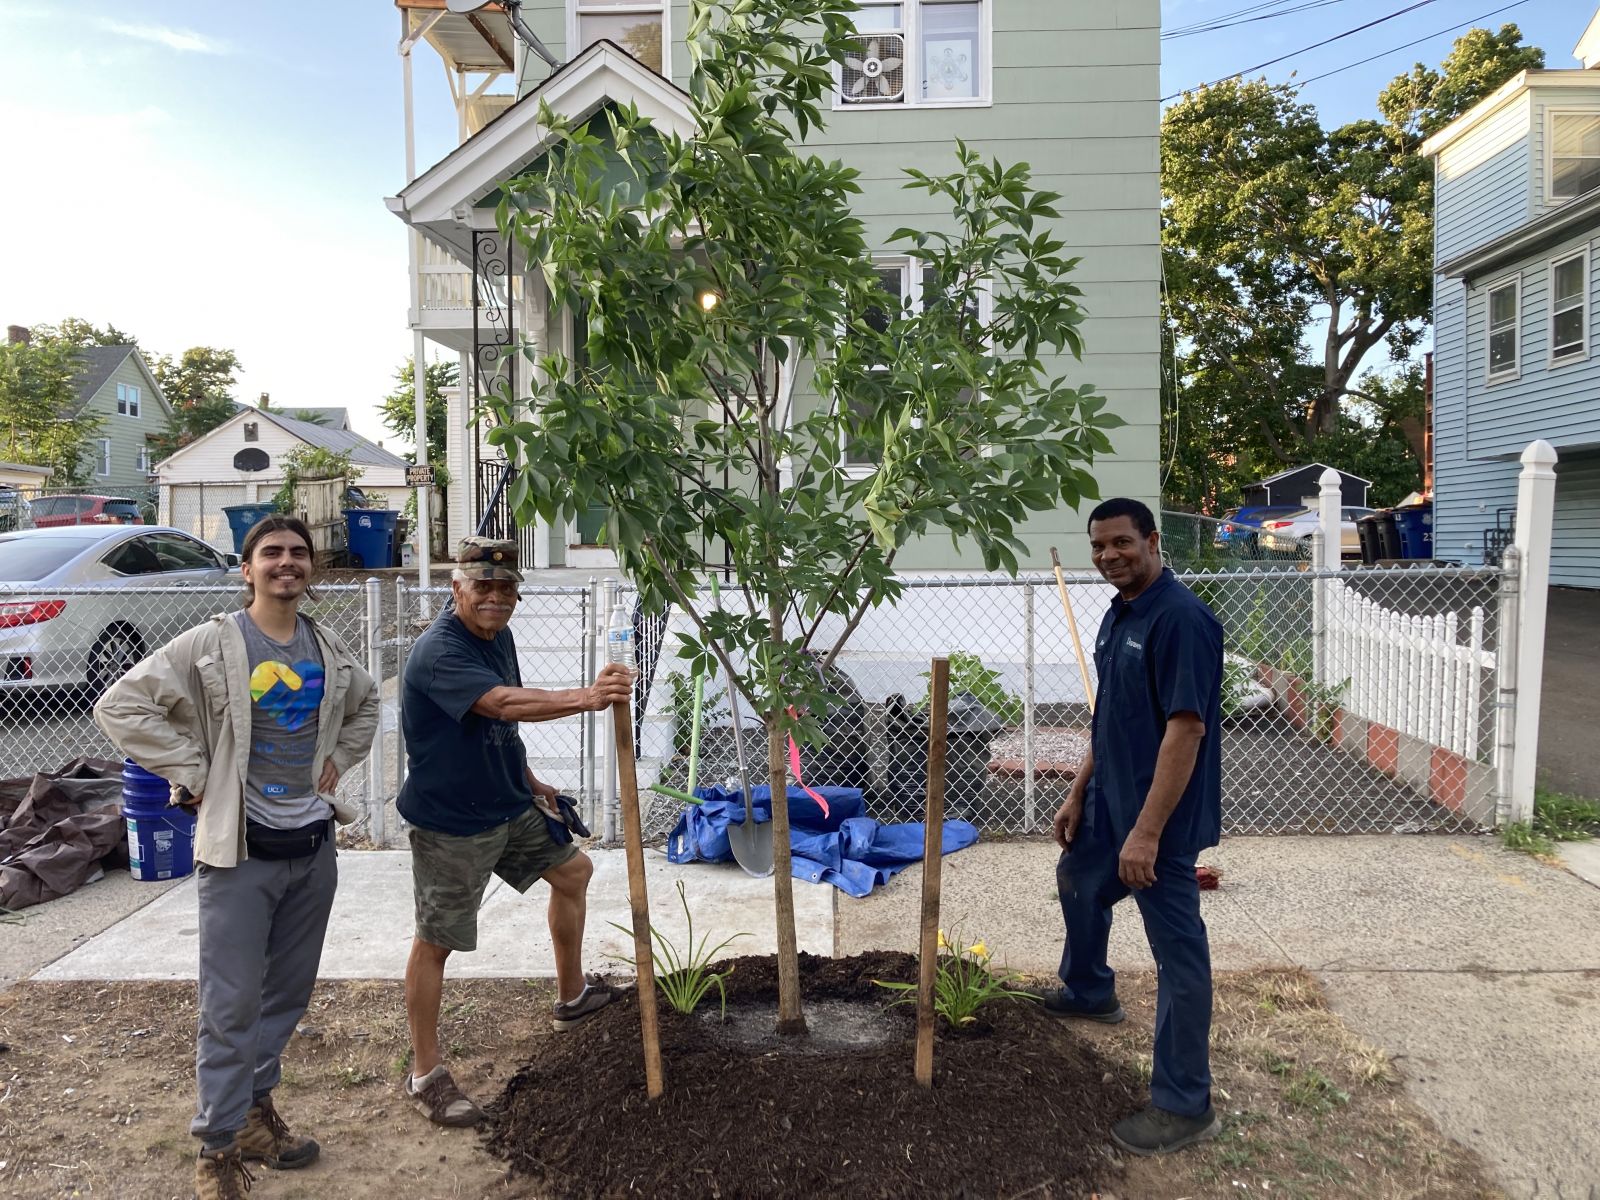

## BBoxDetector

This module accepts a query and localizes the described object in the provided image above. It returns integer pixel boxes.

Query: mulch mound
[484,951,1141,1199]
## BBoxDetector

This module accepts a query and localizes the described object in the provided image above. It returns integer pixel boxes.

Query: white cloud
[94,18,230,55]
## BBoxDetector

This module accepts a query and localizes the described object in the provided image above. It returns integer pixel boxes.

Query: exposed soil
[0,966,1503,1200]
[485,951,1139,1199]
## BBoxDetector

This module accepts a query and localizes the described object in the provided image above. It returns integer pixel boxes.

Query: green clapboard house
[71,345,172,491]
[388,0,1159,571]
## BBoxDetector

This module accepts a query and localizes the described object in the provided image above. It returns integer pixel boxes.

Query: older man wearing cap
[398,537,632,1127]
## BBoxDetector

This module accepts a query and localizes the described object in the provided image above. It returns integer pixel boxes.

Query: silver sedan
[0,526,239,695]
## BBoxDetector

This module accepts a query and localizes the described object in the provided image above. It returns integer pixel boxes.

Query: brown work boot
[193,1144,254,1199]
[238,1093,320,1169]
[403,1065,485,1127]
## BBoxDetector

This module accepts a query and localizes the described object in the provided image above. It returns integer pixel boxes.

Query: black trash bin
[1355,514,1383,565]
[792,657,875,802]
[1374,510,1402,561]
[882,692,1005,823]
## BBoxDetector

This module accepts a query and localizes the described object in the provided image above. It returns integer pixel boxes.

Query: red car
[29,495,147,528]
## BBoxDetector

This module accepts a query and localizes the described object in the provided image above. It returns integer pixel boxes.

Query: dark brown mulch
[484,950,1141,1200]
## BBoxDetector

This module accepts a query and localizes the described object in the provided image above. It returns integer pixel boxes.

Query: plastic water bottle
[606,604,633,668]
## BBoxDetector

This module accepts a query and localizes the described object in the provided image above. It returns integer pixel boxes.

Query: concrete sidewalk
[24,835,1600,1198]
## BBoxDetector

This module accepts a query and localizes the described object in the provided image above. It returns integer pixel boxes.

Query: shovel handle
[612,701,665,1099]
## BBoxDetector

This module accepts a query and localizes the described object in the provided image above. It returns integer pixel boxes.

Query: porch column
[457,348,473,552]
[528,278,553,570]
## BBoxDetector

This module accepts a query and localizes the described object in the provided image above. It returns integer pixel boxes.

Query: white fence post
[1507,439,1558,825]
[601,576,620,844]
[1313,468,1341,687]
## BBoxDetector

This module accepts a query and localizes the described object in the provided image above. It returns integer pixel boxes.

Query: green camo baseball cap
[455,536,523,582]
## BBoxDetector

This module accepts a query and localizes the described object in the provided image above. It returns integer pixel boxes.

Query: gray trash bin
[882,691,1005,823]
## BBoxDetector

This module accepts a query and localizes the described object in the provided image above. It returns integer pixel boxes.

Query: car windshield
[0,537,86,581]
[103,500,141,519]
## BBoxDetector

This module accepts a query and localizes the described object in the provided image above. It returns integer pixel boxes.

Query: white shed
[153,408,411,550]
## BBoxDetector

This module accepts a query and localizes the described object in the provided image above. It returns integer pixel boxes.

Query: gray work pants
[190,837,337,1141]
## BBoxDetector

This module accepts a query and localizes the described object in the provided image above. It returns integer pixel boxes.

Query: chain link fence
[0,563,1509,848]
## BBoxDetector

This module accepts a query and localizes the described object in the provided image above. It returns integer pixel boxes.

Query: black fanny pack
[246,817,332,861]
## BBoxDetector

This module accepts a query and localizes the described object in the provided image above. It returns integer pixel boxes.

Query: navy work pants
[1056,817,1213,1117]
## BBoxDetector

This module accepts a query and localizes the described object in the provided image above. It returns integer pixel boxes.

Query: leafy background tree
[493,0,1120,1032]
[148,347,244,462]
[1160,24,1543,512]
[0,334,104,484]
[380,358,454,467]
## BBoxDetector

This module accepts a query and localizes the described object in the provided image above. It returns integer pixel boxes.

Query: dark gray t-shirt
[234,611,331,829]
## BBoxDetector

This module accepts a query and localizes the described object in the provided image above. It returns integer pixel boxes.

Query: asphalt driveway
[1540,586,1599,798]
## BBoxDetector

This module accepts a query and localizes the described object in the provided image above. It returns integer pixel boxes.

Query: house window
[1552,113,1600,202]
[572,1,666,75]
[116,382,141,417]
[839,0,988,108]
[1485,278,1519,382]
[244,422,259,442]
[842,257,991,467]
[136,444,151,473]
[95,438,112,477]
[1551,251,1587,363]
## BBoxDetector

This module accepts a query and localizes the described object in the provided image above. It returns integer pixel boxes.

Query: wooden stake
[1050,547,1097,714]
[613,701,664,1099]
[915,656,950,1089]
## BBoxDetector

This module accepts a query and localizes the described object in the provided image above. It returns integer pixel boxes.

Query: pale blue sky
[0,1,1592,445]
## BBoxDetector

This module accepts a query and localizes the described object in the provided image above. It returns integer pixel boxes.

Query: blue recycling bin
[1393,502,1434,560]
[221,503,282,555]
[344,509,400,569]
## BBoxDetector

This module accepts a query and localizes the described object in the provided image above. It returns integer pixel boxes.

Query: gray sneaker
[552,980,616,1031]
[1111,1104,1221,1156]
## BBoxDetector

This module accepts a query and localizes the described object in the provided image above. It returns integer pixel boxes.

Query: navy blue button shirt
[1084,567,1224,856]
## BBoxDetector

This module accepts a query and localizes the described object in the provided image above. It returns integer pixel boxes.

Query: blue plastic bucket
[122,759,196,882]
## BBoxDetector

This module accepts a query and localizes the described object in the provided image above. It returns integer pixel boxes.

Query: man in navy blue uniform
[1039,497,1224,1156]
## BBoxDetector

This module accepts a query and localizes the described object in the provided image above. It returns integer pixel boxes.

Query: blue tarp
[665,785,979,898]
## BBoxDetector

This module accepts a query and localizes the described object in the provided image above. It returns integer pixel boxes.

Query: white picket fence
[1323,581,1494,759]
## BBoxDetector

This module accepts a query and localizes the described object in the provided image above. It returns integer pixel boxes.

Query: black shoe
[1034,987,1126,1024]
[1111,1104,1221,1156]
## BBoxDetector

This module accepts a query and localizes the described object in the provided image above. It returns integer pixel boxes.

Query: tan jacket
[93,610,380,868]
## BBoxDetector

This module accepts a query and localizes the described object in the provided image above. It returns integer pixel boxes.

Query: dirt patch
[486,951,1137,1198]
[0,966,1503,1199]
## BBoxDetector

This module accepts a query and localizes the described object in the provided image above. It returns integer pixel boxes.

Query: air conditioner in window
[841,33,905,103]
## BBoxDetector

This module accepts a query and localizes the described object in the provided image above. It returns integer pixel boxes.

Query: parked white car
[1258,507,1374,558]
[0,526,239,695]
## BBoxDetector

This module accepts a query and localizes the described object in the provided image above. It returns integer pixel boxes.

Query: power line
[1295,0,1531,86]
[1164,0,1356,41]
[1162,0,1442,101]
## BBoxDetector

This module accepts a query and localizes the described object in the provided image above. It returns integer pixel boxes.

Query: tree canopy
[1160,24,1543,512]
[148,347,243,462]
[380,358,455,469]
[0,334,104,485]
[490,0,1120,1031]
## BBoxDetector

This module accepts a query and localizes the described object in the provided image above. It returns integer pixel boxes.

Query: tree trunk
[767,709,807,1035]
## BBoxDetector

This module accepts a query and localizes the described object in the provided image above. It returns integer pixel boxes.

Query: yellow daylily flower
[969,941,990,960]
[937,929,948,949]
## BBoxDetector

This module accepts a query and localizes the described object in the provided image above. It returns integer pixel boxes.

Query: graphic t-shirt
[397,611,532,837]
[234,611,331,829]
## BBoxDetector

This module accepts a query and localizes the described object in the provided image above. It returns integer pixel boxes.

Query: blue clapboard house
[1422,13,1600,589]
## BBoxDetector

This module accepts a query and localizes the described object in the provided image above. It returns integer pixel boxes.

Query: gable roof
[388,40,694,261]
[1252,463,1372,487]
[153,406,408,474]
[278,406,351,430]
[72,345,136,401]
[69,345,171,419]
[264,410,407,468]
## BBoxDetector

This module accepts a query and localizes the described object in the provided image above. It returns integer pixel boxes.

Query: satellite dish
[444,0,560,70]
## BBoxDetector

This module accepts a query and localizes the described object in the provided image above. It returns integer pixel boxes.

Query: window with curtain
[839,0,986,107]
[1486,279,1519,381]
[1552,113,1600,202]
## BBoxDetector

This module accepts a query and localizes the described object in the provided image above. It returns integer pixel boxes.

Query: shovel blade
[726,818,774,878]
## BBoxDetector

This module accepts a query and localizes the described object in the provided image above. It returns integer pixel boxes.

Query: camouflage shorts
[408,805,577,952]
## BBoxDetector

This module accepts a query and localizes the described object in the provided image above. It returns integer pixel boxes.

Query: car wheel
[87,625,147,697]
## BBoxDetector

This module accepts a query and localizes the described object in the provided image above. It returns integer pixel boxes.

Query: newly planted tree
[488,0,1121,1033]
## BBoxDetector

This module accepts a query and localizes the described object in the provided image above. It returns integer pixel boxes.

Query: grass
[1500,786,1600,857]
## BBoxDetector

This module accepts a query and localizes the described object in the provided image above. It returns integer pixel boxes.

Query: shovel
[724,671,774,878]
[710,576,774,879]
[650,670,706,808]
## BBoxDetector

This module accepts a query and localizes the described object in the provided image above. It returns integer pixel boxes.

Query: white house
[153,407,411,551]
